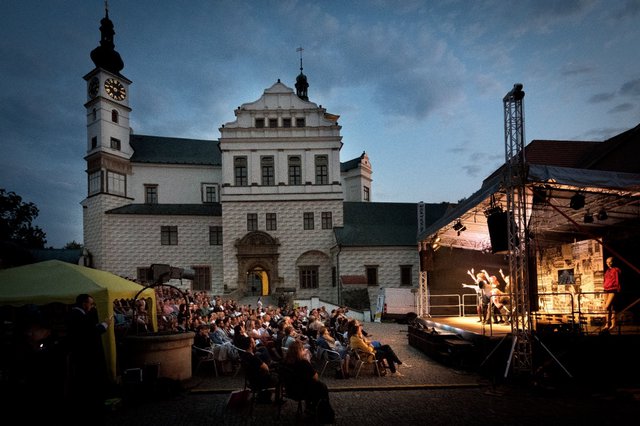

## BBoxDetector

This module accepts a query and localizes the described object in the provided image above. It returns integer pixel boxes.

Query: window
[288,156,302,185]
[202,184,218,203]
[303,212,314,230]
[364,186,370,201]
[268,118,278,128]
[366,266,378,286]
[400,265,412,286]
[296,117,305,127]
[255,118,265,128]
[282,118,292,128]
[332,267,337,287]
[247,213,258,231]
[192,266,211,291]
[144,185,158,204]
[299,266,319,289]
[234,156,248,186]
[92,108,97,121]
[209,226,222,245]
[111,109,119,123]
[106,171,125,195]
[315,155,329,184]
[91,136,97,149]
[261,156,274,186]
[110,137,121,151]
[136,267,152,283]
[161,226,178,245]
[88,171,101,195]
[321,212,333,229]
[266,213,277,231]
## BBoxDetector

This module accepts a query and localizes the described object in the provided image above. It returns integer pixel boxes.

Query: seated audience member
[348,321,403,376]
[281,340,335,424]
[242,337,278,402]
[317,326,350,378]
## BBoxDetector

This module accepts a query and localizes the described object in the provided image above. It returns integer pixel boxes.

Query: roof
[341,154,365,172]
[130,134,221,166]
[335,202,451,246]
[106,203,222,216]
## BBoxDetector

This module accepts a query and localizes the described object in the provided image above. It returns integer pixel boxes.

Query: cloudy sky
[1,0,639,248]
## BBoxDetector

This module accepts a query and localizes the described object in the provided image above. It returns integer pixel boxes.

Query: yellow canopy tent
[0,259,156,381]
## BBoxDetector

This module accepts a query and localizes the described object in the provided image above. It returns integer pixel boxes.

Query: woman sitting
[281,340,335,424]
[317,326,350,378]
[348,321,403,376]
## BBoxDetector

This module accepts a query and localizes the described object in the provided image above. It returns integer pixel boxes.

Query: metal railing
[427,293,462,317]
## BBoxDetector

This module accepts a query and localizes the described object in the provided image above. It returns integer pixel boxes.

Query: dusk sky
[1,0,639,248]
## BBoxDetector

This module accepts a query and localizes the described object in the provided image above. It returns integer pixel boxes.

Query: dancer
[602,257,621,332]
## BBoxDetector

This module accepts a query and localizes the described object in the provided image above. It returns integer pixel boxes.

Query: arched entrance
[247,267,269,296]
[235,231,282,295]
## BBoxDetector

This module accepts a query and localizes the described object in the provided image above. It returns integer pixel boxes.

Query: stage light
[597,209,608,221]
[453,220,464,232]
[583,211,594,223]
[570,193,585,210]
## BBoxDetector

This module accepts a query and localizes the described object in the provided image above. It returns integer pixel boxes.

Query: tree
[64,240,83,250]
[0,189,47,249]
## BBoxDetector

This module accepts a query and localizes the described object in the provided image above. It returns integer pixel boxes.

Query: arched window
[111,109,119,123]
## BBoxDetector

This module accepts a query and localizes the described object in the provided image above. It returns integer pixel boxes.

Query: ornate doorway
[235,231,282,295]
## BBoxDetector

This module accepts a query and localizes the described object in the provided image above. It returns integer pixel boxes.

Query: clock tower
[81,5,133,268]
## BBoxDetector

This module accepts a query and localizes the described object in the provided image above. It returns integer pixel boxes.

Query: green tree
[64,240,83,249]
[0,189,47,249]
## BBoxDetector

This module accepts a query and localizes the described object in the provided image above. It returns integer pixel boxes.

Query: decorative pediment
[235,231,280,256]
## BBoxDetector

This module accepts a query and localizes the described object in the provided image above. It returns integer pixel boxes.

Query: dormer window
[255,118,265,128]
[111,109,119,123]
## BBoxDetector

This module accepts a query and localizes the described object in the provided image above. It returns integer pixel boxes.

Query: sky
[1,0,639,248]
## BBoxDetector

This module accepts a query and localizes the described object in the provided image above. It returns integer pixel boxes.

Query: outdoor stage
[408,314,640,382]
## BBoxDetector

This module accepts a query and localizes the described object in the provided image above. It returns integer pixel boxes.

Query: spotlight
[457,226,467,236]
[453,220,464,232]
[583,211,594,223]
[597,209,608,221]
[570,193,585,210]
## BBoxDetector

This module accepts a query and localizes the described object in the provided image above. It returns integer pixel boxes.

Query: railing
[427,293,462,317]
[430,290,631,335]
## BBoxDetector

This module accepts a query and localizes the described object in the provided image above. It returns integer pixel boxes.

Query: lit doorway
[247,267,269,296]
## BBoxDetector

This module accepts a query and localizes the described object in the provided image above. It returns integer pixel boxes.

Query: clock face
[88,77,99,98]
[104,78,127,101]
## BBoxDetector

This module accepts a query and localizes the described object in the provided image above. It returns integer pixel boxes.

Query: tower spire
[295,46,309,101]
[90,2,124,74]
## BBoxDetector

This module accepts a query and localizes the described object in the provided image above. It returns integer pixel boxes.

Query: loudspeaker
[487,211,509,254]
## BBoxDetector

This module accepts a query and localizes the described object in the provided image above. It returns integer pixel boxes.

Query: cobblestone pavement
[104,322,639,425]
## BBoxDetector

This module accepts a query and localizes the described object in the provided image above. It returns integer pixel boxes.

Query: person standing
[603,257,622,331]
[66,293,112,418]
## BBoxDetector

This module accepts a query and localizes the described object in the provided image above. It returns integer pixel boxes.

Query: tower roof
[90,5,124,74]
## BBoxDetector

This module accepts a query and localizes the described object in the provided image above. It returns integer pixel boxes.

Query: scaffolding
[503,83,533,375]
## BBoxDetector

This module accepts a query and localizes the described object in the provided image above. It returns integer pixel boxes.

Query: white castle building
[81,9,448,309]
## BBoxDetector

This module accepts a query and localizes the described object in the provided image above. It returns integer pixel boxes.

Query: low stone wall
[123,332,195,381]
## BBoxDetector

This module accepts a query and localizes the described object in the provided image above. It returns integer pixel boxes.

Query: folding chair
[351,348,381,378]
[193,345,218,377]
[317,347,343,378]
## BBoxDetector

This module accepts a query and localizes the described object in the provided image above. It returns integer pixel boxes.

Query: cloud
[619,78,640,97]
[561,63,595,76]
[608,103,634,113]
[588,92,615,103]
